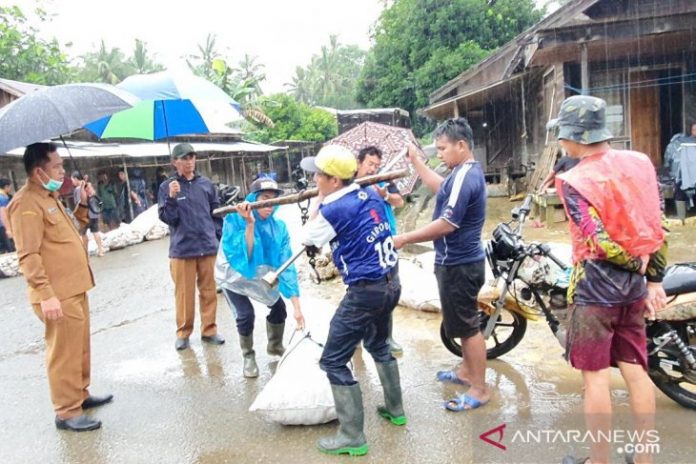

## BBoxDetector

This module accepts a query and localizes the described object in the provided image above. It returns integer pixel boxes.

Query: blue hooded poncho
[216,191,300,304]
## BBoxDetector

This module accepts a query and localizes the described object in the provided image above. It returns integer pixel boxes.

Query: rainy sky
[10,0,559,93]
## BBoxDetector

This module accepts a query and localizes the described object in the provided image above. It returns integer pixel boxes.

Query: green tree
[0,5,73,84]
[357,0,543,135]
[285,66,313,104]
[237,53,266,95]
[77,40,133,84]
[186,33,218,81]
[285,35,366,109]
[129,39,164,74]
[246,93,337,144]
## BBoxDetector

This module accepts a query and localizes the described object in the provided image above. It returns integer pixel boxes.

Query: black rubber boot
[239,334,258,378]
[266,321,286,356]
[317,384,368,456]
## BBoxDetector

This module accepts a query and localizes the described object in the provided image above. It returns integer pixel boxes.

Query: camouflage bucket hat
[547,95,614,145]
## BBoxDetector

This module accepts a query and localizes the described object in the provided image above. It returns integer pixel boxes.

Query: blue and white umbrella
[85,70,243,140]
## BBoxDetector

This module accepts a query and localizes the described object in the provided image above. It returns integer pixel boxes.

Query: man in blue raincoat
[216,176,305,378]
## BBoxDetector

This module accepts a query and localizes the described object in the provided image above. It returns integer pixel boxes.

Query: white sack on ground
[129,205,166,240]
[249,334,337,425]
[398,258,440,312]
[249,296,338,425]
[0,252,19,278]
[102,223,132,250]
[145,223,168,241]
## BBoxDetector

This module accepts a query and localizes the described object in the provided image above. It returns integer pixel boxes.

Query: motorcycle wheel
[440,306,528,360]
[647,322,696,409]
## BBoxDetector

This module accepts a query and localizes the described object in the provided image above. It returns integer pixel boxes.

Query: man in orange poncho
[548,96,668,464]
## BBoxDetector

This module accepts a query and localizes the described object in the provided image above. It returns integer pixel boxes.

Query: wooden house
[422,0,696,180]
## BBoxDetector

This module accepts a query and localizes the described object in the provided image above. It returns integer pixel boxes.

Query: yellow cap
[300,145,357,180]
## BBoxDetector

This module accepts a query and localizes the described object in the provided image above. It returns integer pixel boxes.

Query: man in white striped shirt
[394,117,489,412]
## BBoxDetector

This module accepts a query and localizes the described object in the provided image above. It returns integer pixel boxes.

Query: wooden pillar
[122,156,134,221]
[580,43,589,95]
[285,149,292,182]
[230,156,236,187]
[8,169,17,191]
[519,77,529,165]
[241,156,247,193]
[453,102,460,118]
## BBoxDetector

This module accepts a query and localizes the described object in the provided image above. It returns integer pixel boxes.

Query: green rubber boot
[387,314,403,355]
[317,384,369,456]
[375,360,407,426]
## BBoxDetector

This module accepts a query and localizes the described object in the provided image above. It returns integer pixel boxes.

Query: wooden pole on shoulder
[212,168,409,217]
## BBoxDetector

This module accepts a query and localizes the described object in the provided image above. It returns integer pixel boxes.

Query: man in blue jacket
[158,143,224,350]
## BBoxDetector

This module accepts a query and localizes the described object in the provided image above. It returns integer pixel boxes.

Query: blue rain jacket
[220,192,300,299]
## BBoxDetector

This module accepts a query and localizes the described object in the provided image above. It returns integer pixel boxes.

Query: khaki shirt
[8,180,94,303]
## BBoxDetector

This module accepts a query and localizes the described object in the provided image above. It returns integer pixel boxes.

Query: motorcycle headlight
[491,224,518,260]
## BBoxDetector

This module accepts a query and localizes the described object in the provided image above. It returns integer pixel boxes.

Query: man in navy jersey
[394,117,489,412]
[301,145,405,457]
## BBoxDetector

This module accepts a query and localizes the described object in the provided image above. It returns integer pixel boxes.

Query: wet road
[1,219,694,463]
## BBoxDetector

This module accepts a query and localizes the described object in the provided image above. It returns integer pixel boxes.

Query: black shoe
[175,337,190,350]
[82,394,113,410]
[202,334,225,345]
[55,415,102,432]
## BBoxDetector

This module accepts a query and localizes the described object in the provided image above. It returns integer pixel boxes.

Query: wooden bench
[531,191,566,224]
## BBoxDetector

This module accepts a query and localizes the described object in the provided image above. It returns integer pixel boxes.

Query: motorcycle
[440,195,696,409]
[217,183,241,207]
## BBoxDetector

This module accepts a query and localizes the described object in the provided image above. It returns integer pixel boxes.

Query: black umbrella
[0,83,139,154]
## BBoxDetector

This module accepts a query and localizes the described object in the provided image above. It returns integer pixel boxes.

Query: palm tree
[186,34,219,80]
[297,34,365,109]
[238,53,266,94]
[314,35,341,104]
[285,66,314,104]
[129,39,164,74]
[79,40,130,84]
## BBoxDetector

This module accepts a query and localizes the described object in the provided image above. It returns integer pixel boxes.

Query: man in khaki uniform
[8,142,112,432]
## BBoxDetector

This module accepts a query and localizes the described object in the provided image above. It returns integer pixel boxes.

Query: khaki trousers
[32,293,90,419]
[170,255,218,338]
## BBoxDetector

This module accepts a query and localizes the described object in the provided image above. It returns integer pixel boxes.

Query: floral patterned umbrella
[325,121,423,194]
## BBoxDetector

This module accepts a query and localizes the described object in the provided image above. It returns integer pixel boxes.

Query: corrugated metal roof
[4,140,287,158]
[0,78,46,97]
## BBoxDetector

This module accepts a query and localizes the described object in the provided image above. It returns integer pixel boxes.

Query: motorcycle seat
[662,263,696,296]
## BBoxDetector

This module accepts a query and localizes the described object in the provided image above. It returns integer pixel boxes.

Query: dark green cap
[547,95,614,145]
[172,143,196,159]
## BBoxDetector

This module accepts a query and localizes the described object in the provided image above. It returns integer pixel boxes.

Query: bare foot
[466,385,491,405]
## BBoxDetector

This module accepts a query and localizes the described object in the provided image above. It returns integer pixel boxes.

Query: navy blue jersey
[433,161,486,265]
[303,184,396,285]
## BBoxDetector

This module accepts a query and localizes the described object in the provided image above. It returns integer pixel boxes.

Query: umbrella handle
[60,136,81,176]
[382,146,408,172]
